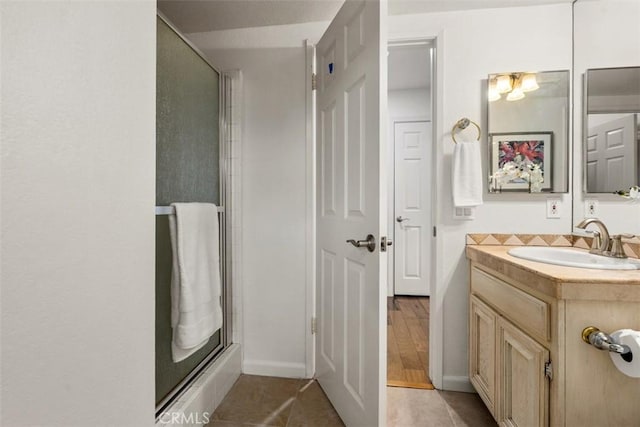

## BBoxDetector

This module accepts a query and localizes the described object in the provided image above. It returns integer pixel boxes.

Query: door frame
[386,37,442,389]
[304,39,316,378]
[304,35,443,389]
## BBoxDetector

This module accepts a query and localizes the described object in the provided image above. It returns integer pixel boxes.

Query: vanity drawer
[471,267,550,343]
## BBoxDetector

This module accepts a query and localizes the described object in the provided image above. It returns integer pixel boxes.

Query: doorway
[386,40,434,390]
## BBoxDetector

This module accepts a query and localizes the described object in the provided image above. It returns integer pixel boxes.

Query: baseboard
[393,292,431,297]
[242,359,308,378]
[157,343,242,426]
[441,375,475,393]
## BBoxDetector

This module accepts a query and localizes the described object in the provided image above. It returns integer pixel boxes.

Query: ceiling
[157,0,574,34]
[157,1,342,34]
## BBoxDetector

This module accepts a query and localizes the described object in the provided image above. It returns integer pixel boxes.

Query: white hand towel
[452,141,483,207]
[169,202,223,363]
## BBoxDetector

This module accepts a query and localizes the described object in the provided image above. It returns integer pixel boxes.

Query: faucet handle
[608,234,632,258]
[588,231,602,254]
[616,233,636,240]
[576,218,611,255]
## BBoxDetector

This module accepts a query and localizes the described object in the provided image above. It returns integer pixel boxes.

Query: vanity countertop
[466,245,640,301]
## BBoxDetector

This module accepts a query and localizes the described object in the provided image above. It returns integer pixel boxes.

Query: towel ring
[451,118,481,144]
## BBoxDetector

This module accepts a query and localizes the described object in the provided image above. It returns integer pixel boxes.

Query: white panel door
[394,121,431,296]
[315,1,386,426]
[586,114,636,192]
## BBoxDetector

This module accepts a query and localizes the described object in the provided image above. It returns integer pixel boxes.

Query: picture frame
[490,132,553,191]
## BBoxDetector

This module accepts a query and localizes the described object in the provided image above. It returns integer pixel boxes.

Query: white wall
[187,24,319,377]
[388,3,573,389]
[388,88,432,120]
[217,48,308,377]
[572,0,640,235]
[588,113,640,128]
[1,2,156,426]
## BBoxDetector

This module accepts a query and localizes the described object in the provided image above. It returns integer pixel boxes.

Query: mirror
[573,0,640,235]
[584,67,640,193]
[487,70,570,193]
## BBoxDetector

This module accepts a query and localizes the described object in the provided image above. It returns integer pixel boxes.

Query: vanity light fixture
[496,74,514,93]
[507,74,525,101]
[506,85,525,101]
[520,73,539,92]
[488,77,501,101]
[490,72,539,102]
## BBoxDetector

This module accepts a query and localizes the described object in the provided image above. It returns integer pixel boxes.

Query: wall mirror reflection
[584,66,640,193]
[572,0,640,236]
[487,70,570,193]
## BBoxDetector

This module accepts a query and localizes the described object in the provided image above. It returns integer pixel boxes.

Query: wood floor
[387,296,434,389]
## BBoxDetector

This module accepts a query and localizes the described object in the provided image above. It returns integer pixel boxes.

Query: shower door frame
[155,11,233,417]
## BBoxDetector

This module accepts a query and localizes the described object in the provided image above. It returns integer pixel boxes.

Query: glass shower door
[155,15,225,412]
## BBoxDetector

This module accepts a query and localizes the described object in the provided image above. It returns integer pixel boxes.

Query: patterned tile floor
[208,374,496,427]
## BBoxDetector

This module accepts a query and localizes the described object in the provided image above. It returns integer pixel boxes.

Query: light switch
[453,206,475,220]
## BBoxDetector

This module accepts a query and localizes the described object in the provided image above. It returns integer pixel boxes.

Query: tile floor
[208,374,344,427]
[208,374,496,427]
[387,387,496,427]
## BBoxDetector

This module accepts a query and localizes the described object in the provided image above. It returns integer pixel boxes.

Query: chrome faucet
[576,218,610,255]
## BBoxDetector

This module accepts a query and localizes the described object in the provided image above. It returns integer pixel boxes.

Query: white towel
[169,202,223,363]
[452,141,484,207]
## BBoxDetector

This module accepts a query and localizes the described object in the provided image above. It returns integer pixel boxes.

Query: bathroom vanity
[466,245,640,427]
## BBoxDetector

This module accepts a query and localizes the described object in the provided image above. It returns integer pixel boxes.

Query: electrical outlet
[547,199,561,219]
[584,199,598,218]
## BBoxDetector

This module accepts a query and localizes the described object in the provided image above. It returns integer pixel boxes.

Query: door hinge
[311,73,317,90]
[544,361,553,381]
[433,226,437,237]
[311,317,317,335]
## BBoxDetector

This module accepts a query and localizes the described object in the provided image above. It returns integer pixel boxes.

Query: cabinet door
[470,295,497,417]
[498,317,549,427]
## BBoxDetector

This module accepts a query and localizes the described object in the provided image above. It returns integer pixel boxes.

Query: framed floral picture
[489,132,553,191]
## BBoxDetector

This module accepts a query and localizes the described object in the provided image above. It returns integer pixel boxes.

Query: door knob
[346,234,376,252]
[396,216,409,223]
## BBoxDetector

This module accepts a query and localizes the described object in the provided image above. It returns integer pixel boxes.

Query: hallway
[387,296,433,389]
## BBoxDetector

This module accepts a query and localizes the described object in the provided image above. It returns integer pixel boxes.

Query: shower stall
[155,14,232,416]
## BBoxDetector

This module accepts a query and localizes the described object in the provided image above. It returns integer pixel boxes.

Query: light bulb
[521,73,539,92]
[488,89,501,102]
[506,87,525,101]
[488,78,501,101]
[496,74,513,94]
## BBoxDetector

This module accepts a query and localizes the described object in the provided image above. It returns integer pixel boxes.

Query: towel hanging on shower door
[168,202,223,363]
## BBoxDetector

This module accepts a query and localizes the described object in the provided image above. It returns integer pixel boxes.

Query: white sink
[507,247,640,270]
